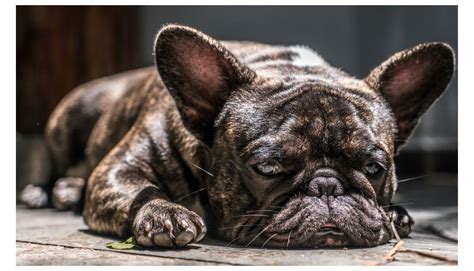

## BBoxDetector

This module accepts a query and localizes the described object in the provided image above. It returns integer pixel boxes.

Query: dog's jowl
[20,24,455,248]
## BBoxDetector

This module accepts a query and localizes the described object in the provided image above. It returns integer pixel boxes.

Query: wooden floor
[16,206,457,265]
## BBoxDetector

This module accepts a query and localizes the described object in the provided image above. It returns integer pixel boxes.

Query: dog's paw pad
[133,199,206,248]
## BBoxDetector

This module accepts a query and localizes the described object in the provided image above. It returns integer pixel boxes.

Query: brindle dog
[20,24,454,248]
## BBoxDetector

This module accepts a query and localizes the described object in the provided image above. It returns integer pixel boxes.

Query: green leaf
[106,236,140,250]
[125,236,135,244]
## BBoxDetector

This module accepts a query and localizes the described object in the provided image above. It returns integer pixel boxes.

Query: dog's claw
[144,221,152,232]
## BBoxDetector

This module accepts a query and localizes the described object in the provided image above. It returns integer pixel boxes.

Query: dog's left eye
[364,162,384,176]
[254,162,283,176]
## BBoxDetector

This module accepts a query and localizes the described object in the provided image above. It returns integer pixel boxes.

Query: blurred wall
[16,6,458,176]
[16,6,142,134]
[139,6,457,152]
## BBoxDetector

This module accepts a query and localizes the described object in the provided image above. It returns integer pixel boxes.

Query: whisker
[394,224,404,230]
[261,233,278,249]
[246,224,271,247]
[218,224,262,230]
[246,210,279,214]
[286,230,293,248]
[175,187,207,202]
[234,215,269,219]
[190,163,214,177]
[382,202,414,208]
[398,174,430,183]
[226,228,261,247]
[226,236,244,247]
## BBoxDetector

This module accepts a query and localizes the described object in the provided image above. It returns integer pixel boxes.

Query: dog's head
[154,24,454,248]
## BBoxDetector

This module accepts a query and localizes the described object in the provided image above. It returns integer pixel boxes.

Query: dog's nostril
[307,177,344,197]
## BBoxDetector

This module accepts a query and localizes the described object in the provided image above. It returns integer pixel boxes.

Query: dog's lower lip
[316,230,344,236]
[319,222,344,235]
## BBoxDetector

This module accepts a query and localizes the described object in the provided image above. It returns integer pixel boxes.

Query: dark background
[16,6,457,205]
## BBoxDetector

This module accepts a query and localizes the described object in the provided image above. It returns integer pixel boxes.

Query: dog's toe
[153,233,173,247]
[385,205,414,238]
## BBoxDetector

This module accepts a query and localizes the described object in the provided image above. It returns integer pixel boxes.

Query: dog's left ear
[365,42,455,153]
[154,24,256,143]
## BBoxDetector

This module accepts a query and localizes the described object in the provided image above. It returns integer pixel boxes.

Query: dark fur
[21,24,454,248]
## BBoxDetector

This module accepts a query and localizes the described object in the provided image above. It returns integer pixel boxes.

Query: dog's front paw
[386,205,414,238]
[133,199,206,247]
[52,177,85,210]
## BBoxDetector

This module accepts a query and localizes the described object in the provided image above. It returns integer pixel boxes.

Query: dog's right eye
[254,162,283,176]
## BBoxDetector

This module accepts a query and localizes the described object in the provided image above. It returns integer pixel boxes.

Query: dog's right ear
[154,24,256,144]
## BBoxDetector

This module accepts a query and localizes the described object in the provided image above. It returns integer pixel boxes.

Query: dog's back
[19,40,367,210]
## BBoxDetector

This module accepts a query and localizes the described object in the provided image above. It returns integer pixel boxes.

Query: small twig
[364,240,404,266]
[398,249,458,264]
[384,240,405,261]
[366,237,457,265]
[366,218,457,265]
[390,220,401,242]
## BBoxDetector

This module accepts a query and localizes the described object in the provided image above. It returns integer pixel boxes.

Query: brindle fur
[22,24,454,248]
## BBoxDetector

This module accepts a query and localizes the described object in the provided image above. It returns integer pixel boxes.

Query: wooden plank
[17,242,220,265]
[16,207,457,265]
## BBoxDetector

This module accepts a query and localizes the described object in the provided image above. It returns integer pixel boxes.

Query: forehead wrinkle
[268,82,377,119]
[266,82,311,110]
[228,80,392,160]
[241,134,280,158]
[304,94,380,158]
[241,131,308,160]
[340,102,377,154]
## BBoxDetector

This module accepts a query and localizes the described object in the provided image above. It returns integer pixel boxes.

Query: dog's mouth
[246,221,351,248]
[311,222,348,248]
[223,192,392,248]
[316,222,345,236]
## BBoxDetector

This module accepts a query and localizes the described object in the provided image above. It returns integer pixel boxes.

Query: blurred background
[17,6,457,208]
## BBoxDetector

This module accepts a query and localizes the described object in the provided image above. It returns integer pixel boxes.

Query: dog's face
[154,25,454,248]
[209,82,397,248]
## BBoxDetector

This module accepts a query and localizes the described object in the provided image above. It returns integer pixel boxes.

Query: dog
[19,24,455,248]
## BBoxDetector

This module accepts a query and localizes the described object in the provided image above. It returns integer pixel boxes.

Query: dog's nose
[306,176,345,197]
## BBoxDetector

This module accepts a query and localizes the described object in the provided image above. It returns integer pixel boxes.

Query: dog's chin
[223,192,392,248]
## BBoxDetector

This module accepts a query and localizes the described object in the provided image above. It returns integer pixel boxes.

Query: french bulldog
[20,24,455,248]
